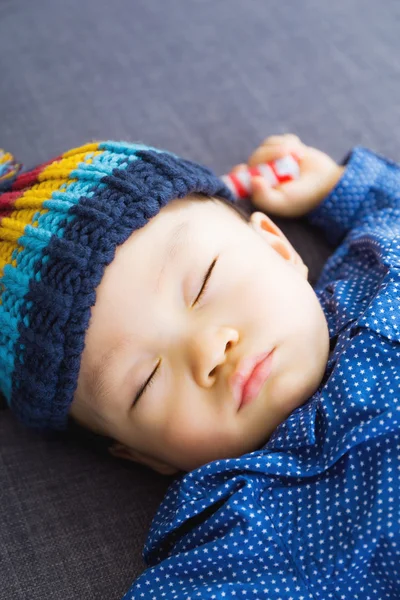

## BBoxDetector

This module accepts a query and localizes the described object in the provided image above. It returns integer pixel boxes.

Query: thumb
[251,176,287,216]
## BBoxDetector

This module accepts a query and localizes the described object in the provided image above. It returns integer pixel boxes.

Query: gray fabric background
[1,1,400,598]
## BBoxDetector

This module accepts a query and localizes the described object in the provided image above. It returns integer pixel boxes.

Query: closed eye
[192,256,218,307]
[132,256,219,407]
[132,360,160,406]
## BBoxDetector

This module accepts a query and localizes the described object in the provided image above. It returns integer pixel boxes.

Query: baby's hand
[237,134,345,218]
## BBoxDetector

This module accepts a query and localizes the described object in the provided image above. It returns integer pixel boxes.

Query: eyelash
[192,256,218,308]
[132,257,218,407]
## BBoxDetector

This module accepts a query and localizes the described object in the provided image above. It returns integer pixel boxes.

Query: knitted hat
[0,141,234,431]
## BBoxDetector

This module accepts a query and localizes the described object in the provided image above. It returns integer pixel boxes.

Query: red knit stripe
[0,155,63,222]
[0,190,24,218]
[10,156,63,191]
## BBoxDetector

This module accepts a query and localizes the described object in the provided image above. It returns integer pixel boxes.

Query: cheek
[230,263,283,329]
[251,263,306,319]
[159,400,234,463]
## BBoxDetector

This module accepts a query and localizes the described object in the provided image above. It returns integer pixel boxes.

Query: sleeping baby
[0,134,398,598]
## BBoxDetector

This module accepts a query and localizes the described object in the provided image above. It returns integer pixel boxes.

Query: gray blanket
[1,0,400,598]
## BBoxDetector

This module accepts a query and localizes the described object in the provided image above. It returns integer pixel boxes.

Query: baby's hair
[211,194,252,223]
[66,193,251,456]
[66,414,114,456]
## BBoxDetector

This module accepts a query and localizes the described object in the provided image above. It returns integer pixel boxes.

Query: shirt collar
[262,393,320,451]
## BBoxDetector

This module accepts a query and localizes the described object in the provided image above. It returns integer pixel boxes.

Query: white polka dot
[123,148,400,599]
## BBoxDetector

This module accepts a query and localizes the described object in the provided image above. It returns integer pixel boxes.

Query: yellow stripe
[62,142,100,158]
[38,149,102,182]
[0,143,101,279]
[0,151,13,165]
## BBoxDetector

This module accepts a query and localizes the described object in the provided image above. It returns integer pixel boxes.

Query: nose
[189,326,239,388]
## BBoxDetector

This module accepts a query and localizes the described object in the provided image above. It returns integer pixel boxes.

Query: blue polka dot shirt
[123,148,400,600]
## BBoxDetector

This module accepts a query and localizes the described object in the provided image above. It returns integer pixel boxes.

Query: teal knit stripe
[0,144,144,405]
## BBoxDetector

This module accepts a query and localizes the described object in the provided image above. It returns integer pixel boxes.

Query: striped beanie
[0,141,233,431]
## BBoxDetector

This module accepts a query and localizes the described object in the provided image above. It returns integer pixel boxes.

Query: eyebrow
[87,218,191,410]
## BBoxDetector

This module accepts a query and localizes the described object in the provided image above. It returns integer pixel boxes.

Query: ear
[249,211,308,279]
[108,442,180,476]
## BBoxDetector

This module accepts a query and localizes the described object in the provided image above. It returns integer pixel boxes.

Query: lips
[230,349,274,410]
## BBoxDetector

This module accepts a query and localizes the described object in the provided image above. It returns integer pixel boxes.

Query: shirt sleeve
[121,479,315,600]
[306,146,400,247]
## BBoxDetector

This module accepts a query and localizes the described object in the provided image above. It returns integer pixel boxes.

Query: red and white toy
[221,153,300,200]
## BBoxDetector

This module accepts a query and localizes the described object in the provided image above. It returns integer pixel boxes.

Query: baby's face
[70,196,329,474]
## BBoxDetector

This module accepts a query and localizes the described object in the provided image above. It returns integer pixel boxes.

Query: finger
[261,133,301,146]
[230,163,247,174]
[250,176,287,215]
[283,133,301,143]
[248,144,290,167]
[261,135,287,146]
[251,173,321,218]
[264,172,322,218]
[249,139,306,167]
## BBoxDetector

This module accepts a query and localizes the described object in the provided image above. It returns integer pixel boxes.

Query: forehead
[118,195,246,257]
[82,196,244,357]
[149,194,244,227]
